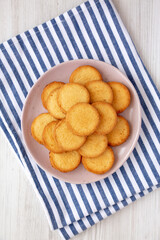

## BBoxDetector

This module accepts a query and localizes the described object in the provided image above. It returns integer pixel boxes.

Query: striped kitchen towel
[0,0,160,239]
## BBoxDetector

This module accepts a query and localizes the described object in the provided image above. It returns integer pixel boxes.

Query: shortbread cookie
[82,147,114,174]
[92,102,117,135]
[41,81,65,109]
[58,83,90,112]
[69,65,102,85]
[49,151,81,172]
[85,80,113,103]
[79,133,108,158]
[31,113,57,144]
[46,88,65,119]
[66,103,100,136]
[42,121,64,153]
[55,119,86,151]
[108,82,131,113]
[107,116,130,146]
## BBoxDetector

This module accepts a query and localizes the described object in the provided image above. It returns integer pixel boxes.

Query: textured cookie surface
[58,83,90,112]
[69,65,102,85]
[31,113,57,144]
[46,88,65,119]
[92,102,117,135]
[66,103,100,136]
[82,147,114,174]
[41,81,65,109]
[42,121,64,153]
[85,80,113,103]
[108,82,131,113]
[107,116,130,146]
[79,133,108,158]
[49,151,81,172]
[55,120,86,151]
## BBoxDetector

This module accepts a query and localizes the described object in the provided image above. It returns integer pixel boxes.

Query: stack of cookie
[31,66,131,174]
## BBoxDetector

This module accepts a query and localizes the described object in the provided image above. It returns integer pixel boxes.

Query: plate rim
[21,59,141,184]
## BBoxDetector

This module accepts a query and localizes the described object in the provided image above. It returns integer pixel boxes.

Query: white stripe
[81,184,98,213]
[91,182,106,209]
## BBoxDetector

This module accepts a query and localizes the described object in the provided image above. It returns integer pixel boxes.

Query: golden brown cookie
[58,83,90,112]
[42,121,64,153]
[82,147,114,174]
[46,88,65,119]
[107,116,130,146]
[92,102,117,135]
[54,119,86,151]
[85,80,113,104]
[41,81,65,109]
[108,82,131,113]
[31,113,57,144]
[49,151,81,172]
[79,133,108,158]
[66,103,100,136]
[69,65,102,85]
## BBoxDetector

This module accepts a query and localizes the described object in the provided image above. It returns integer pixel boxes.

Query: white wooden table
[0,0,160,239]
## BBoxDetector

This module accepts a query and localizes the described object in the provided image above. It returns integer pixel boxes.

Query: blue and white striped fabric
[0,0,160,239]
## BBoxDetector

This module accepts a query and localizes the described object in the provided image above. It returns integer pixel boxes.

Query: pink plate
[21,59,141,184]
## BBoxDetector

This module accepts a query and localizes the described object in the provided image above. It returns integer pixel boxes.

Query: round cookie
[85,80,113,103]
[58,83,90,112]
[92,102,117,135]
[79,133,108,158]
[41,81,65,109]
[66,103,100,136]
[69,65,102,85]
[107,116,130,146]
[42,121,64,153]
[108,82,131,113]
[49,151,81,172]
[46,88,65,119]
[31,113,57,144]
[82,147,114,174]
[55,119,86,151]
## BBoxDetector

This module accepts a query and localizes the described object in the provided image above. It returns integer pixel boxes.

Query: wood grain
[0,0,160,240]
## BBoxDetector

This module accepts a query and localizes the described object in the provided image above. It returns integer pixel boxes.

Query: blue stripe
[0,62,23,110]
[76,185,93,214]
[53,178,76,223]
[65,183,84,219]
[42,23,64,63]
[87,183,101,211]
[0,104,57,229]
[95,211,103,221]
[39,168,67,226]
[7,40,34,87]
[1,45,28,97]
[112,172,128,199]
[0,114,21,163]
[69,224,78,235]
[104,178,119,203]
[95,181,111,208]
[33,27,55,67]
[59,14,83,59]
[86,215,95,226]
[105,0,160,119]
[0,79,21,127]
[78,219,87,231]
[16,35,40,78]
[68,10,93,59]
[59,228,70,240]
[25,31,47,72]
[120,165,136,195]
[50,19,73,60]
[85,1,117,66]
[76,6,104,61]
[127,158,145,191]
[133,147,153,186]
